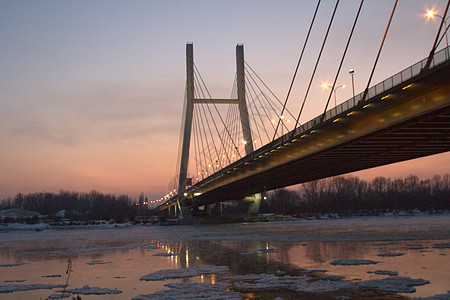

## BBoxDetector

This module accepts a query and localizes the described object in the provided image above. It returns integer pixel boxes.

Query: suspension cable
[321,0,364,122]
[245,70,291,135]
[194,64,242,160]
[361,0,398,102]
[244,62,296,121]
[423,0,450,71]
[273,0,321,140]
[245,82,266,144]
[245,73,273,141]
[294,0,340,132]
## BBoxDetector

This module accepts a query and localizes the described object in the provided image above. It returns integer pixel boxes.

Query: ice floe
[408,245,429,250]
[330,259,378,266]
[433,242,450,249]
[368,270,398,276]
[140,265,230,281]
[377,252,405,257]
[259,248,278,253]
[321,275,345,280]
[133,282,240,300]
[413,290,450,299]
[152,252,180,257]
[86,260,112,265]
[358,277,429,293]
[0,283,66,293]
[231,273,354,293]
[47,292,70,299]
[0,263,26,267]
[63,285,122,295]
[42,274,62,278]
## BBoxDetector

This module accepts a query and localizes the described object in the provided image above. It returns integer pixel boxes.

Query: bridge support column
[244,193,262,215]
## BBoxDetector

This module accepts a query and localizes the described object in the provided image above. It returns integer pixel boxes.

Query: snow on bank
[0,283,66,293]
[330,259,379,266]
[140,265,230,281]
[133,282,240,300]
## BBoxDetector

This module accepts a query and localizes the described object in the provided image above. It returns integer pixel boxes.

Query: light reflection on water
[0,216,449,299]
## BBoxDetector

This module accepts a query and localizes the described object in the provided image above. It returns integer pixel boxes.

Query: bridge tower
[177,43,258,218]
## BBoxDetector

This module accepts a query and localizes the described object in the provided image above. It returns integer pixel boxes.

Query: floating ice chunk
[377,252,404,257]
[295,279,353,293]
[224,274,265,281]
[231,273,355,293]
[86,260,112,265]
[0,263,26,267]
[412,290,450,299]
[140,265,229,281]
[240,251,258,255]
[368,270,398,276]
[321,275,345,280]
[433,243,450,249]
[408,245,429,250]
[302,269,328,274]
[370,242,399,246]
[367,270,398,276]
[0,283,66,293]
[330,259,378,266]
[359,276,429,293]
[259,248,278,253]
[152,252,180,257]
[133,282,240,300]
[64,285,122,295]
[48,292,70,299]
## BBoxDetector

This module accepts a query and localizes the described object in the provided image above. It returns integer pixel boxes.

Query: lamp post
[333,84,345,107]
[349,69,355,105]
[426,9,450,59]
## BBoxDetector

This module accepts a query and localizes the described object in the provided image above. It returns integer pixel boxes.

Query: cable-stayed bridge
[155,2,450,217]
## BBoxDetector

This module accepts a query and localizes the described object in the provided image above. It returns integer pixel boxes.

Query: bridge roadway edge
[159,59,450,211]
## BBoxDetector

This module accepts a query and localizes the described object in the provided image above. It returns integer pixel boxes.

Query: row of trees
[0,190,151,222]
[259,174,450,216]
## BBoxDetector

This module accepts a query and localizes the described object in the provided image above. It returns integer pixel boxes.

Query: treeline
[260,174,450,216]
[0,190,151,222]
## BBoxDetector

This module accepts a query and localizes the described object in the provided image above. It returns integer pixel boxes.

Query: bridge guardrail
[317,46,449,126]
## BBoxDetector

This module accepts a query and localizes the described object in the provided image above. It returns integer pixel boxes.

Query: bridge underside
[160,60,450,212]
[204,104,449,202]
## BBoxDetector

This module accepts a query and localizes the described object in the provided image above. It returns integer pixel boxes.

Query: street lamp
[426,9,450,58]
[333,84,345,107]
[349,69,355,105]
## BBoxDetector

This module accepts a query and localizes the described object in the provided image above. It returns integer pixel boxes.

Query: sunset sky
[1,0,449,201]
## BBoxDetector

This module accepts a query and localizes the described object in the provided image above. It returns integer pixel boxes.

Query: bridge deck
[159,49,450,211]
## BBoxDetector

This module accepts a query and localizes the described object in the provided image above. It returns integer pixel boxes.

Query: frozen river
[1,214,450,299]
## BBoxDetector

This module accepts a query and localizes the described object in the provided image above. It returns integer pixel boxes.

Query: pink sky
[0,0,448,200]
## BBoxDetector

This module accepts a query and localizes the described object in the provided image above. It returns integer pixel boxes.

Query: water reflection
[0,223,449,299]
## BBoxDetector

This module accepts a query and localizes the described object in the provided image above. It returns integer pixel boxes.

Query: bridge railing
[303,46,450,131]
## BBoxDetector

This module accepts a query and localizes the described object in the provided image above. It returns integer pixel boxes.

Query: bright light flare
[426,9,436,19]
[321,82,330,89]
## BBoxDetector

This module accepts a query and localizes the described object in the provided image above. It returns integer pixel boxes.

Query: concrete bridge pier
[244,193,262,215]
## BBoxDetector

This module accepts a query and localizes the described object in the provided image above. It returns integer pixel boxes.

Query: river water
[0,214,449,299]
